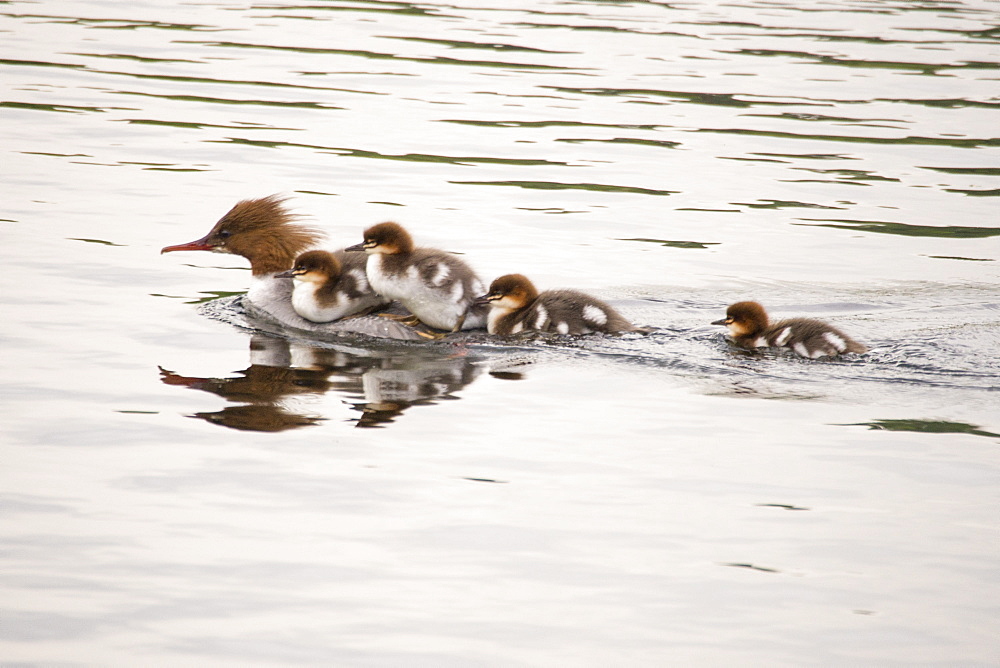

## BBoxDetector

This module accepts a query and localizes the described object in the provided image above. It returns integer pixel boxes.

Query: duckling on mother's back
[277,250,387,323]
[346,222,487,332]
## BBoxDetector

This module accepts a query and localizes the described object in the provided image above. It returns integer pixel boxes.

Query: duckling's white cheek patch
[583,305,607,326]
[823,331,846,352]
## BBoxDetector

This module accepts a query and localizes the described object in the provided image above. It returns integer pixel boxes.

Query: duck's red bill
[161,238,213,254]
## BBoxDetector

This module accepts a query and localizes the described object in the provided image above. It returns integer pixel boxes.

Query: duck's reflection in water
[160,334,486,430]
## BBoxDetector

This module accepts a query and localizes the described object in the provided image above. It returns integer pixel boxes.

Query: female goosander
[276,250,384,322]
[475,273,642,336]
[712,301,867,358]
[161,195,415,340]
[346,222,487,332]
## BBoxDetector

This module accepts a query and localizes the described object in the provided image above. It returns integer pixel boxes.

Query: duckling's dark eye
[217,230,231,239]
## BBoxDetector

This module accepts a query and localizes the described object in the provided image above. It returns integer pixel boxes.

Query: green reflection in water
[544,86,805,108]
[442,119,661,130]
[920,167,1000,176]
[744,112,906,126]
[730,48,1000,75]
[187,290,245,305]
[216,137,566,166]
[22,152,90,158]
[755,152,856,161]
[68,237,124,246]
[4,15,211,31]
[143,167,213,172]
[123,119,301,131]
[513,22,696,39]
[254,2,447,17]
[879,97,1000,110]
[2,57,371,100]
[733,199,846,210]
[619,237,719,249]
[791,168,900,183]
[945,188,1000,197]
[704,128,1000,148]
[383,36,572,54]
[724,562,779,574]
[556,137,681,149]
[68,52,201,64]
[795,219,1000,238]
[841,419,1000,439]
[1,57,83,70]
[189,40,580,70]
[757,503,809,511]
[452,181,677,196]
[118,91,339,109]
[1,101,110,114]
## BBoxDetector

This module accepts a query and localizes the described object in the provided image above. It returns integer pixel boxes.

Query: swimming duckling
[346,222,486,332]
[712,301,867,358]
[475,273,642,336]
[276,250,388,323]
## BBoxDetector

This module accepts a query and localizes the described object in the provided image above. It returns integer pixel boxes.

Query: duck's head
[161,195,323,276]
[275,250,342,284]
[475,274,539,310]
[346,221,413,255]
[712,300,769,337]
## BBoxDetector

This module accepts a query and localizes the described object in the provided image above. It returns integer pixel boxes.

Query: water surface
[2,0,998,665]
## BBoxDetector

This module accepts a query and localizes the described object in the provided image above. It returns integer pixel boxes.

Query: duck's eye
[217,230,231,240]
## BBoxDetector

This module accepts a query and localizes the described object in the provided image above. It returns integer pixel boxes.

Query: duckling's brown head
[276,250,342,284]
[347,221,414,255]
[475,274,539,310]
[712,300,769,337]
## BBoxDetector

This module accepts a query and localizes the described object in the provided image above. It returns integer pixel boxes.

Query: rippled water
[2,0,999,664]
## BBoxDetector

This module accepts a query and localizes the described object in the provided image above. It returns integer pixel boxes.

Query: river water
[2,0,998,665]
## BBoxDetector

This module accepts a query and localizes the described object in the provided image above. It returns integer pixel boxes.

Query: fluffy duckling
[346,222,486,332]
[276,250,387,323]
[475,273,642,336]
[713,301,867,358]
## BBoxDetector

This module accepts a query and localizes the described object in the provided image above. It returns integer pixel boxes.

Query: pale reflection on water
[1,0,999,664]
[160,333,486,430]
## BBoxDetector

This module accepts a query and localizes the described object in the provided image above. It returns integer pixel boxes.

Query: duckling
[276,250,388,323]
[712,301,867,358]
[346,222,486,332]
[475,273,642,336]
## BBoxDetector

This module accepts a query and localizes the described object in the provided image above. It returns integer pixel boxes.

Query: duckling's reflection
[160,334,485,430]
